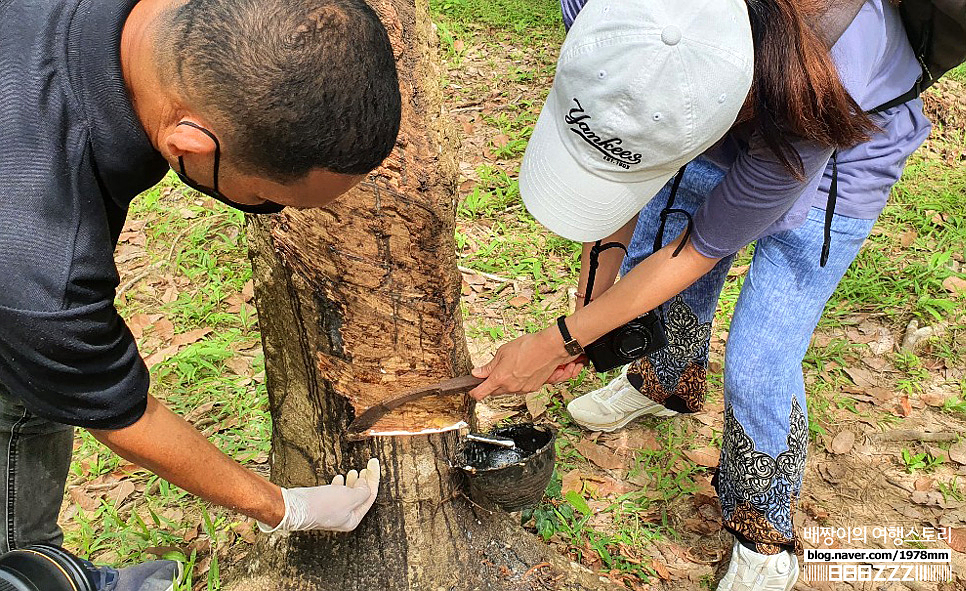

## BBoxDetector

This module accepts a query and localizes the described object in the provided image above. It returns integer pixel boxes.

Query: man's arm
[89,394,285,526]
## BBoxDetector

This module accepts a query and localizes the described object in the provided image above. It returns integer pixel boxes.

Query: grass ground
[60,3,965,590]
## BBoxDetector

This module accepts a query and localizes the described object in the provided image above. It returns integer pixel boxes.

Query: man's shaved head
[157,0,401,183]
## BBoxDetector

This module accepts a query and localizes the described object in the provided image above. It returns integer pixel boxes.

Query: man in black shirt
[0,0,400,587]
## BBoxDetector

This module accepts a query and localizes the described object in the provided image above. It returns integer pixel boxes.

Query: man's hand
[259,459,380,533]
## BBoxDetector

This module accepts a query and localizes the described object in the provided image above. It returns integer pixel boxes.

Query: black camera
[583,310,668,373]
[0,544,98,591]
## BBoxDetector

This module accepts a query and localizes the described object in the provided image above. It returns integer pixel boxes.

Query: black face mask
[174,121,285,215]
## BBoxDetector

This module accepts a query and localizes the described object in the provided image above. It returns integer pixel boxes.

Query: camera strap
[583,164,693,308]
[653,165,693,258]
[584,240,628,307]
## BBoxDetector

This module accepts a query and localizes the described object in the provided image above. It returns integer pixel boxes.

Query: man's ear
[163,120,217,159]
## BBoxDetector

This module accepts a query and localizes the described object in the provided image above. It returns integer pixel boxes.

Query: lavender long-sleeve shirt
[561,0,933,258]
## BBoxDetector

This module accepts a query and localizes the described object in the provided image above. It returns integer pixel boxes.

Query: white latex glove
[258,458,380,533]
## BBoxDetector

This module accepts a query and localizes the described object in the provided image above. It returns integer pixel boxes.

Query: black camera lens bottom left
[0,544,96,591]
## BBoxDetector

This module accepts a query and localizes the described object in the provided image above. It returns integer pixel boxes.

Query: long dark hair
[740,0,878,179]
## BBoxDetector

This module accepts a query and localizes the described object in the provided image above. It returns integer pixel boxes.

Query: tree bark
[231,0,613,588]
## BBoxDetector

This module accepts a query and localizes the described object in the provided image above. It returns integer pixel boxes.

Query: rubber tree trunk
[234,0,611,588]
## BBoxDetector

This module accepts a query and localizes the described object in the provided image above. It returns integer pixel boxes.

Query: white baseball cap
[520,0,754,242]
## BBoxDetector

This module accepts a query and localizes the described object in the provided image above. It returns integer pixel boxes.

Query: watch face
[617,329,649,358]
[565,340,584,356]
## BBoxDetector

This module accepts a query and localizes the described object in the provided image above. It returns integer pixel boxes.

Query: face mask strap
[176,121,221,193]
[173,121,285,215]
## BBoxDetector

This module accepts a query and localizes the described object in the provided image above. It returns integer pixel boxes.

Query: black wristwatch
[556,316,584,356]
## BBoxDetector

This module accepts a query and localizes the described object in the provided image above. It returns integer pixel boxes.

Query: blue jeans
[621,158,877,554]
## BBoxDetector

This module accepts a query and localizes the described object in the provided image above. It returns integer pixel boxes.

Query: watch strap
[556,315,584,356]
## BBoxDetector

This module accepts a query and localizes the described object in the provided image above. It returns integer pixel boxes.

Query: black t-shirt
[0,0,169,428]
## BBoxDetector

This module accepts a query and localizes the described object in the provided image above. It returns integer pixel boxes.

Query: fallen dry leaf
[69,487,100,511]
[172,327,212,347]
[103,480,137,507]
[845,366,877,389]
[915,477,936,492]
[649,559,671,580]
[948,442,966,465]
[601,429,661,456]
[128,313,162,340]
[492,134,511,148]
[896,396,913,417]
[828,430,855,455]
[525,391,548,420]
[684,447,720,468]
[586,476,637,497]
[947,528,966,553]
[144,345,180,369]
[561,470,584,495]
[943,276,966,296]
[508,295,531,308]
[575,439,625,470]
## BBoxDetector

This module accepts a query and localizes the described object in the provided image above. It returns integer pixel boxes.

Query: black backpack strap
[870,1,936,114]
[820,151,839,268]
[868,81,925,114]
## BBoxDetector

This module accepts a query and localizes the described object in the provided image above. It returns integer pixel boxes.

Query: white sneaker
[566,365,677,432]
[717,541,799,591]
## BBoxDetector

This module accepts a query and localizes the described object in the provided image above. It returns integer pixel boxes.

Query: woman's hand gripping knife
[469,220,720,400]
[258,458,381,533]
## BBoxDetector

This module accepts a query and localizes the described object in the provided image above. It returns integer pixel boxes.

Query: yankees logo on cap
[520,0,754,242]
[565,98,644,169]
